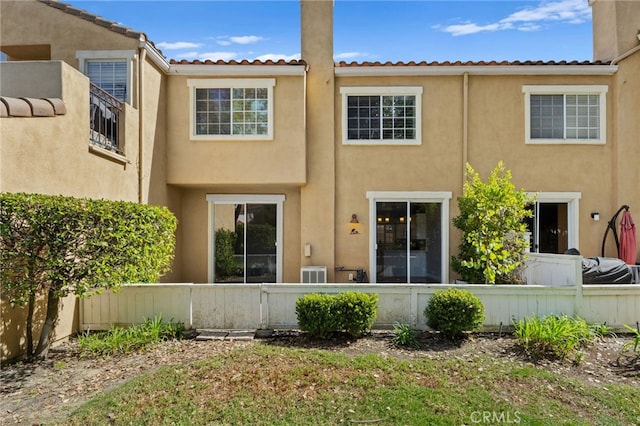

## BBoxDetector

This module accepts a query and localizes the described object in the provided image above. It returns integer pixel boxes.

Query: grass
[512,314,607,361]
[61,342,639,426]
[77,316,184,356]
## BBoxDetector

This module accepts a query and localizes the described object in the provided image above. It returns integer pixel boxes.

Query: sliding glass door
[207,195,284,283]
[368,192,451,283]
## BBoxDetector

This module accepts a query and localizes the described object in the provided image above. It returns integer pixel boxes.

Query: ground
[1,331,638,425]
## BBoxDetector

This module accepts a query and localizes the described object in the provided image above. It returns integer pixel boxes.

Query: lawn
[62,339,639,426]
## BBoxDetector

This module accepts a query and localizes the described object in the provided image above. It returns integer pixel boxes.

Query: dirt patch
[1,331,638,425]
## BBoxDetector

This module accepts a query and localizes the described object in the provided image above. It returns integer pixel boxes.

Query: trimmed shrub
[333,292,378,337]
[424,288,485,338]
[296,292,378,338]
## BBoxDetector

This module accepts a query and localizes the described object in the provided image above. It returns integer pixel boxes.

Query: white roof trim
[169,64,307,76]
[335,65,617,77]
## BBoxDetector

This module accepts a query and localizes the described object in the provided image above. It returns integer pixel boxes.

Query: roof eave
[168,64,307,77]
[335,65,618,77]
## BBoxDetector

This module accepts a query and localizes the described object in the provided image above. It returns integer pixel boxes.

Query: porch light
[591,212,600,221]
[350,214,360,234]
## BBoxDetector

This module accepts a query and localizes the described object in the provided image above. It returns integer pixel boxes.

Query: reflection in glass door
[525,202,569,254]
[375,201,442,283]
[207,195,283,283]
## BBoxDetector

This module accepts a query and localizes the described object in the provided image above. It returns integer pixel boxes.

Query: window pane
[86,60,127,101]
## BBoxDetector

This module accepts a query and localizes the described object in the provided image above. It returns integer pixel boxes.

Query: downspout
[138,46,146,204]
[462,72,469,182]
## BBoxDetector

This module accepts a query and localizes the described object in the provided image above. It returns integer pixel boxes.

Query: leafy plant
[78,316,184,357]
[214,228,242,280]
[451,162,534,284]
[617,324,640,365]
[0,192,177,361]
[296,292,378,338]
[424,288,485,338]
[392,322,419,348]
[513,314,598,360]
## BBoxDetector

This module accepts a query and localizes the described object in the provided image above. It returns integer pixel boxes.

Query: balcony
[90,82,123,155]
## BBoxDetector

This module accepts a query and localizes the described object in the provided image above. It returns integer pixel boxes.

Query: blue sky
[63,0,594,63]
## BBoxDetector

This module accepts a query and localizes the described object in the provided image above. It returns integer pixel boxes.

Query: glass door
[526,202,569,254]
[207,195,283,283]
[375,201,442,283]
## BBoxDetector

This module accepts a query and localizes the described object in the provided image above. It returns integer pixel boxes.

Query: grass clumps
[513,314,606,360]
[78,316,184,356]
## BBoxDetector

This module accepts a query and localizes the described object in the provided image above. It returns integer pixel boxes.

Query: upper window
[523,85,607,144]
[77,50,135,104]
[341,87,422,145]
[188,79,275,140]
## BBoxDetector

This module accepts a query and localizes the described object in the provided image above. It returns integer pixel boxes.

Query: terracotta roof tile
[169,58,307,66]
[337,59,611,67]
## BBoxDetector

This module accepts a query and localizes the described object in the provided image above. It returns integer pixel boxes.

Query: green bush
[296,292,378,338]
[214,228,242,280]
[424,288,485,338]
[513,314,599,360]
[0,192,177,360]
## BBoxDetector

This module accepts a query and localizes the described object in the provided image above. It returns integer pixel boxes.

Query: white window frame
[341,87,422,145]
[77,50,135,104]
[523,85,607,145]
[366,191,452,283]
[526,192,581,252]
[206,194,284,283]
[189,78,275,141]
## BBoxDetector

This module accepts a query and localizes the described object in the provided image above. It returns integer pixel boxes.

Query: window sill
[89,144,130,164]
[525,139,606,145]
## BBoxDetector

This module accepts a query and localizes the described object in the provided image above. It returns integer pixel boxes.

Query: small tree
[451,162,534,284]
[0,193,177,360]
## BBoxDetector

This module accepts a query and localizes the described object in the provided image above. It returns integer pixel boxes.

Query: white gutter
[335,65,617,77]
[168,64,307,76]
[139,39,171,73]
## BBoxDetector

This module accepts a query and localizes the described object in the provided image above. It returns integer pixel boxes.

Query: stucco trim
[89,144,131,165]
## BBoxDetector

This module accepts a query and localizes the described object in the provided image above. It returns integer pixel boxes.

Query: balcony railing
[89,82,123,155]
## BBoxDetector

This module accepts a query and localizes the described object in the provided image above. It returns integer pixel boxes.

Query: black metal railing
[89,82,123,154]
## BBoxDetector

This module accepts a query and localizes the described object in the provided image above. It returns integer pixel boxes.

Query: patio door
[367,192,451,283]
[207,195,284,283]
[525,193,580,254]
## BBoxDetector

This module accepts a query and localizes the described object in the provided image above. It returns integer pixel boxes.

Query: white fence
[80,282,640,333]
[79,254,640,333]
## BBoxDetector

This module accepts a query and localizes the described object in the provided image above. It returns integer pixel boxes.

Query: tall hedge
[0,192,177,360]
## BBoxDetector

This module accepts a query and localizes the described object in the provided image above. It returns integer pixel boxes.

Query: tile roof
[337,59,611,67]
[38,0,146,41]
[169,59,307,66]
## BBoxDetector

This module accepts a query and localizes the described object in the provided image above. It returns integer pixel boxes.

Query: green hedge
[295,292,378,338]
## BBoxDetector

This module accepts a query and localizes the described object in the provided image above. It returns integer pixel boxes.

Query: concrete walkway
[195,329,257,341]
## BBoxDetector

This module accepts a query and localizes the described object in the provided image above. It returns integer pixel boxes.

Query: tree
[451,162,534,284]
[0,193,177,360]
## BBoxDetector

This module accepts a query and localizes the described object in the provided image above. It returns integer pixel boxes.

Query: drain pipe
[138,46,146,204]
[462,72,469,182]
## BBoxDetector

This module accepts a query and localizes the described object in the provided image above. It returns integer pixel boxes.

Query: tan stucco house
[1,0,639,359]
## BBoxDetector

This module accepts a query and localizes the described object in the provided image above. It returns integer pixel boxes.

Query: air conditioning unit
[301,266,327,284]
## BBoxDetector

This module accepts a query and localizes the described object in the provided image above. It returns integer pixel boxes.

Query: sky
[61,0,595,63]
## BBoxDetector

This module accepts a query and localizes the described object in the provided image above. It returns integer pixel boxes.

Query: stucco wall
[165,74,306,186]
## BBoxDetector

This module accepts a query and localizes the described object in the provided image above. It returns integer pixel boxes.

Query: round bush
[424,288,485,338]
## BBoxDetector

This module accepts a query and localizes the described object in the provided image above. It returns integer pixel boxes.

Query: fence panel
[79,284,192,331]
[191,284,261,329]
[580,285,640,327]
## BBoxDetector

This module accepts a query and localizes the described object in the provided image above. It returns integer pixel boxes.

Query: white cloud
[216,35,264,46]
[335,51,369,60]
[156,41,202,50]
[442,0,591,36]
[198,51,238,61]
